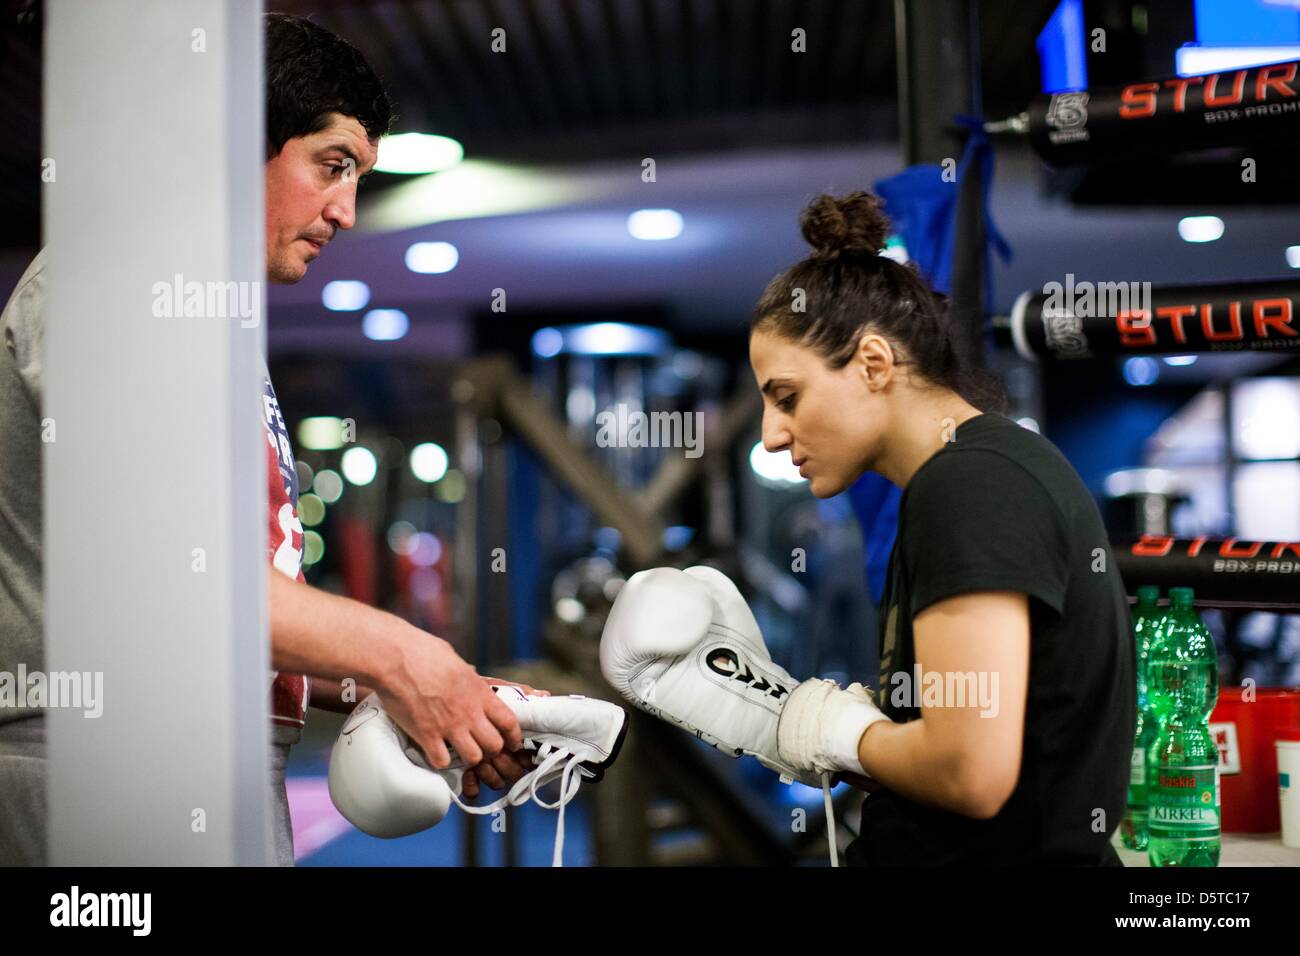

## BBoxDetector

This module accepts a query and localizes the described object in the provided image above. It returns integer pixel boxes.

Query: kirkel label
[1149,764,1220,832]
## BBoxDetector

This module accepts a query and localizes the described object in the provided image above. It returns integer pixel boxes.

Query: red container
[1208,687,1300,832]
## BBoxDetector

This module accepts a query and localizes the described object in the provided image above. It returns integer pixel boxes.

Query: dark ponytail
[752,191,1005,413]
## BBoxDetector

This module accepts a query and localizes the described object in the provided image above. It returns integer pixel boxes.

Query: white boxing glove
[600,565,893,868]
[328,692,452,839]
[601,565,892,785]
[328,686,628,863]
[600,565,824,785]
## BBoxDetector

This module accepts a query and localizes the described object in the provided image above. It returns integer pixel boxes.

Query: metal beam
[638,385,761,518]
[456,358,665,570]
[895,0,988,369]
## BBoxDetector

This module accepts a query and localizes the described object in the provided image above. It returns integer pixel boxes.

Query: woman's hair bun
[799,191,890,261]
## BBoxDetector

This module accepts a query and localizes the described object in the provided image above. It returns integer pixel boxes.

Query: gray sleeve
[1,253,48,400]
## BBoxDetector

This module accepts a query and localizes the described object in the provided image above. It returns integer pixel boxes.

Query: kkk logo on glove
[706,646,791,700]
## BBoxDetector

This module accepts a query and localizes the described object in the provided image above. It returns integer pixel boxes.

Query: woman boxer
[749,192,1135,864]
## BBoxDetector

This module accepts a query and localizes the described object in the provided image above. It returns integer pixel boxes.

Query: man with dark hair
[0,12,529,866]
[262,12,394,283]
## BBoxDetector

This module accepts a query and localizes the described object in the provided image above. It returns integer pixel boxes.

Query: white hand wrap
[777,679,889,778]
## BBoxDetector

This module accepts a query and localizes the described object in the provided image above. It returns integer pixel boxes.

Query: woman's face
[749,327,888,498]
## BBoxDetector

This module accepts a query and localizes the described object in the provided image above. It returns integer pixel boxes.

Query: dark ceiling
[267,0,1057,157]
[0,0,1059,250]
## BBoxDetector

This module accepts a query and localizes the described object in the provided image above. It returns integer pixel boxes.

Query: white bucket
[1278,736,1300,849]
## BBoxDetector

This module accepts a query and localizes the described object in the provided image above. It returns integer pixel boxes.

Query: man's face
[264,112,379,284]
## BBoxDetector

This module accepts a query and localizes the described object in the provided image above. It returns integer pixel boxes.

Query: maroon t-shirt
[262,369,308,735]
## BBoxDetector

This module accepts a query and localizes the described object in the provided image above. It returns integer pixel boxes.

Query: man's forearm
[856,718,970,815]
[269,568,415,692]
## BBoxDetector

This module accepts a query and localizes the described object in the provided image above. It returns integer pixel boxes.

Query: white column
[44,0,269,864]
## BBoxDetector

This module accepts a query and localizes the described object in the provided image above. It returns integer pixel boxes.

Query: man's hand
[378,635,524,771]
[460,677,551,797]
[266,571,533,774]
[461,750,536,799]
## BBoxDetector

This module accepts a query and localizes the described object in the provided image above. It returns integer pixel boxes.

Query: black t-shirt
[845,413,1135,865]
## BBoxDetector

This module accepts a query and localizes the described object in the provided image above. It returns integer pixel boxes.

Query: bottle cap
[1136,585,1160,605]
[1169,587,1195,607]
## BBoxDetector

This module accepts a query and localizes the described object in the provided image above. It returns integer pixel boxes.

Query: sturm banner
[1009,279,1300,360]
[1115,535,1300,609]
[1026,58,1300,163]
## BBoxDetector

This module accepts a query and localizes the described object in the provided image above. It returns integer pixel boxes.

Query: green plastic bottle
[1146,587,1220,867]
[1121,585,1163,851]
